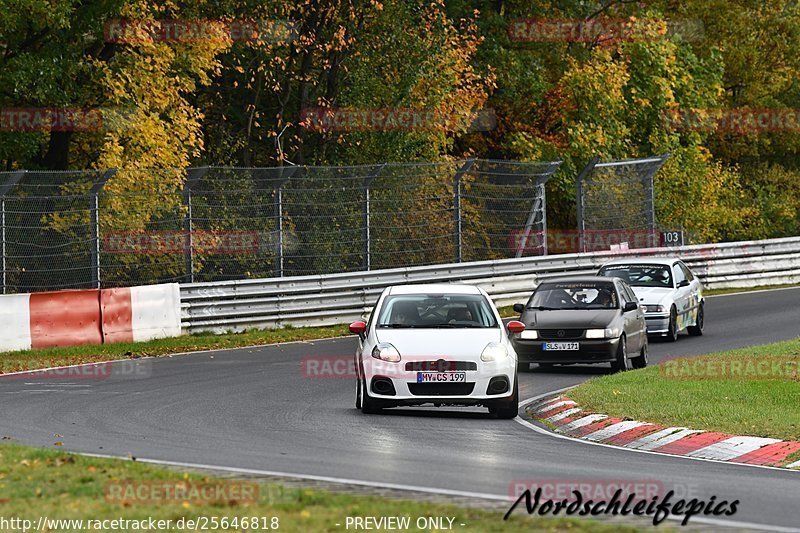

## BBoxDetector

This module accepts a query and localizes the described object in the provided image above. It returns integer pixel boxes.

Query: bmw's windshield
[529,281,619,310]
[599,264,673,288]
[377,294,499,328]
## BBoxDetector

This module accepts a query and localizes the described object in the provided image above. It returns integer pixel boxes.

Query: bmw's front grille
[407,383,475,396]
[405,361,477,372]
[539,329,584,340]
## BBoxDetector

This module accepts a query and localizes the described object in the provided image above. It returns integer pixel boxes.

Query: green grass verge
[0,443,642,532]
[0,325,349,374]
[568,339,800,442]
[703,283,800,296]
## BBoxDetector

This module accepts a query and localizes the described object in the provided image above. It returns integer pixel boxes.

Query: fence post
[575,157,600,254]
[89,169,117,289]
[0,170,26,294]
[363,163,386,271]
[453,159,476,263]
[184,168,209,283]
[274,166,298,277]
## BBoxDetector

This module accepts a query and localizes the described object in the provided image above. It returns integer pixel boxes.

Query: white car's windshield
[377,294,499,328]
[599,264,673,288]
[529,281,618,310]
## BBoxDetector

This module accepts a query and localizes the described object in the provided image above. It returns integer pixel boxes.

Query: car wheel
[517,361,530,372]
[631,341,648,369]
[688,304,704,336]
[360,377,383,414]
[492,377,519,419]
[611,336,630,372]
[665,306,679,342]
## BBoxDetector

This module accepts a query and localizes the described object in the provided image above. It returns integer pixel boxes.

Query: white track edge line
[73,451,799,532]
[516,387,800,476]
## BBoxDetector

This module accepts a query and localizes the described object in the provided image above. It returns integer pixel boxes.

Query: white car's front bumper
[360,356,516,405]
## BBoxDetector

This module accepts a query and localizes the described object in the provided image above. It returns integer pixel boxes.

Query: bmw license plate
[542,342,579,351]
[417,372,466,383]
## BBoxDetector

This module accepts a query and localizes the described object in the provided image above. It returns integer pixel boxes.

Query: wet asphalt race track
[0,288,799,530]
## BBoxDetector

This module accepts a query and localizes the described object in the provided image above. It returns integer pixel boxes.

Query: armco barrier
[0,283,181,353]
[180,236,800,333]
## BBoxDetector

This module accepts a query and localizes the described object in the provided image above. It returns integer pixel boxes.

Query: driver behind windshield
[590,289,615,308]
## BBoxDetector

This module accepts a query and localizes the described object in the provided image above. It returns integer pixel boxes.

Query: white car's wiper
[379,323,422,328]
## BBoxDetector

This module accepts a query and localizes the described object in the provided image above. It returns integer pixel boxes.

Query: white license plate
[542,342,580,351]
[416,372,466,383]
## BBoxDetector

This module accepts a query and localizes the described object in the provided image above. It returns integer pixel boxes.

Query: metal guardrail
[180,236,800,333]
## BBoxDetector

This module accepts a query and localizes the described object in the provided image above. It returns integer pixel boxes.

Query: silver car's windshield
[377,294,499,328]
[529,281,618,310]
[599,264,673,288]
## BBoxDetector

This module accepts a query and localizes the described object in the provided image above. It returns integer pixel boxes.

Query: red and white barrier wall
[0,283,181,352]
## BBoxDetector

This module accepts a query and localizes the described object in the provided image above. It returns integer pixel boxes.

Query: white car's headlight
[645,304,666,313]
[519,330,538,340]
[371,343,401,363]
[584,329,605,339]
[480,342,508,362]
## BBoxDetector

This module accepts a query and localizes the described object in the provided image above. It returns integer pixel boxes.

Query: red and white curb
[526,394,800,470]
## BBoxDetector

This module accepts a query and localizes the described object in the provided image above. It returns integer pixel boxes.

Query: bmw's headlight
[645,304,666,313]
[584,329,605,339]
[480,342,508,362]
[371,343,401,363]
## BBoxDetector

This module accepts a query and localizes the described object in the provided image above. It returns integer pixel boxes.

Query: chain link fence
[576,154,670,253]
[0,159,562,294]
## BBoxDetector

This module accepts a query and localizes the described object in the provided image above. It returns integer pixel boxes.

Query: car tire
[355,377,362,409]
[665,306,679,342]
[360,377,383,414]
[631,342,648,369]
[688,304,704,336]
[611,336,630,372]
[492,377,519,419]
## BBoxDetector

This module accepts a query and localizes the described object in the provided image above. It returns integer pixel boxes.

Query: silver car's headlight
[371,343,401,363]
[480,342,508,362]
[605,326,622,338]
[645,304,666,313]
[584,329,605,339]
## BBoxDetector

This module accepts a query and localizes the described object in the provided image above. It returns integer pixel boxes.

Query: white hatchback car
[598,258,704,341]
[349,284,524,418]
